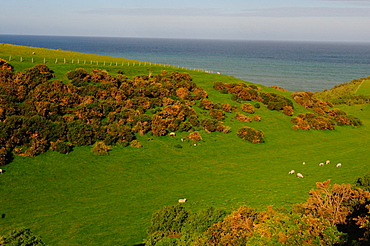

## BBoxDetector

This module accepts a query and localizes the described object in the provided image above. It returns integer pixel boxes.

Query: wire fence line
[6,55,216,74]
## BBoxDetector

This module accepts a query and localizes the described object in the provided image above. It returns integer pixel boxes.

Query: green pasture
[355,79,370,95]
[0,44,369,245]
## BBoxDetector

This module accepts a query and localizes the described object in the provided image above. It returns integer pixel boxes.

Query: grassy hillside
[0,44,369,245]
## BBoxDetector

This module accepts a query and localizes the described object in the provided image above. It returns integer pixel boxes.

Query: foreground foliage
[146,179,370,245]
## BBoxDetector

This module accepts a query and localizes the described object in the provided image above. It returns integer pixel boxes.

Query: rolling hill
[0,43,369,245]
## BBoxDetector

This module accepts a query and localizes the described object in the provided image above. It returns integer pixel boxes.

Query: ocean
[1,34,369,92]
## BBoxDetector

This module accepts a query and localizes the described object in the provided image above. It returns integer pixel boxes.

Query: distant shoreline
[1,34,369,92]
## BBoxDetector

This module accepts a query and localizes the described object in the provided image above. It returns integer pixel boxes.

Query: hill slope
[0,44,369,245]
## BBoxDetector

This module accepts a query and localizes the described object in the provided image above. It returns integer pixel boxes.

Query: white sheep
[288,170,295,174]
[326,160,330,164]
[296,173,304,178]
[319,163,324,166]
[178,198,187,203]
[336,163,342,167]
[302,162,306,165]
[169,132,176,137]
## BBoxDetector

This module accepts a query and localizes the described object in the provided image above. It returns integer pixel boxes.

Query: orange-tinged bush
[188,131,202,141]
[241,103,255,114]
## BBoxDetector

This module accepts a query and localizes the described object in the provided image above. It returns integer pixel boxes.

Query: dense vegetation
[146,178,370,245]
[1,44,369,245]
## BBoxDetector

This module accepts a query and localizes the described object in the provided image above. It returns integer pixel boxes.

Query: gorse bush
[146,180,370,245]
[237,126,264,143]
[0,63,231,165]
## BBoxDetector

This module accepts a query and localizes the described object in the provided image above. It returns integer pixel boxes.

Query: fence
[6,55,216,74]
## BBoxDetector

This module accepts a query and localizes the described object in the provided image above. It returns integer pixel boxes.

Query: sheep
[288,170,295,174]
[319,163,324,166]
[336,163,342,167]
[296,173,304,178]
[302,162,306,165]
[178,198,187,203]
[0,169,3,173]
[169,132,176,137]
[326,160,330,165]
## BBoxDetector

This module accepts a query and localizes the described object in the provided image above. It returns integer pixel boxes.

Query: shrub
[253,114,261,122]
[0,58,13,71]
[282,105,294,116]
[209,109,225,120]
[241,103,255,114]
[0,228,45,245]
[237,126,264,143]
[51,141,73,154]
[146,204,189,246]
[92,141,110,156]
[188,131,202,141]
[130,140,142,148]
[199,99,214,110]
[201,118,219,132]
[0,147,12,166]
[235,113,252,123]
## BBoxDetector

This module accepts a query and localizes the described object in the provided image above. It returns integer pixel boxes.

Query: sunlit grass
[0,44,369,245]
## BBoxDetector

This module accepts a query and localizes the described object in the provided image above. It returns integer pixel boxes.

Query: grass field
[355,79,370,95]
[0,44,369,245]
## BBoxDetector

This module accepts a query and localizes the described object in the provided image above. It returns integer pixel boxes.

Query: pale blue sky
[1,0,370,42]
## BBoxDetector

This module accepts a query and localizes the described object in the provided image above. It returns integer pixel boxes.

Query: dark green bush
[237,126,264,143]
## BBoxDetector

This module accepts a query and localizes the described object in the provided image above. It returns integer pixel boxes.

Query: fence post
[55,59,58,64]
[20,57,23,62]
[32,58,34,63]
[9,56,11,61]
[64,58,66,64]
[44,58,46,64]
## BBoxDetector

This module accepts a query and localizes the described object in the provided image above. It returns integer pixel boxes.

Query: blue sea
[1,35,370,92]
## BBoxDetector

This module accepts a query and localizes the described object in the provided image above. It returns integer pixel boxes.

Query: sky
[1,0,370,42]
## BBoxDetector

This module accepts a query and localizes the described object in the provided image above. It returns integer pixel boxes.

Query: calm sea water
[1,35,370,92]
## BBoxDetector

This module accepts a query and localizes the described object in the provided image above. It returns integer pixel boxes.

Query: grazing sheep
[169,132,176,137]
[302,162,306,165]
[336,163,342,167]
[288,170,295,174]
[296,173,304,178]
[319,163,324,166]
[326,160,330,164]
[0,169,3,173]
[178,198,187,203]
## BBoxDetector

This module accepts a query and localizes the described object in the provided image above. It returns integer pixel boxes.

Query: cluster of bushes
[146,179,370,245]
[0,60,231,165]
[213,81,294,115]
[291,92,362,130]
